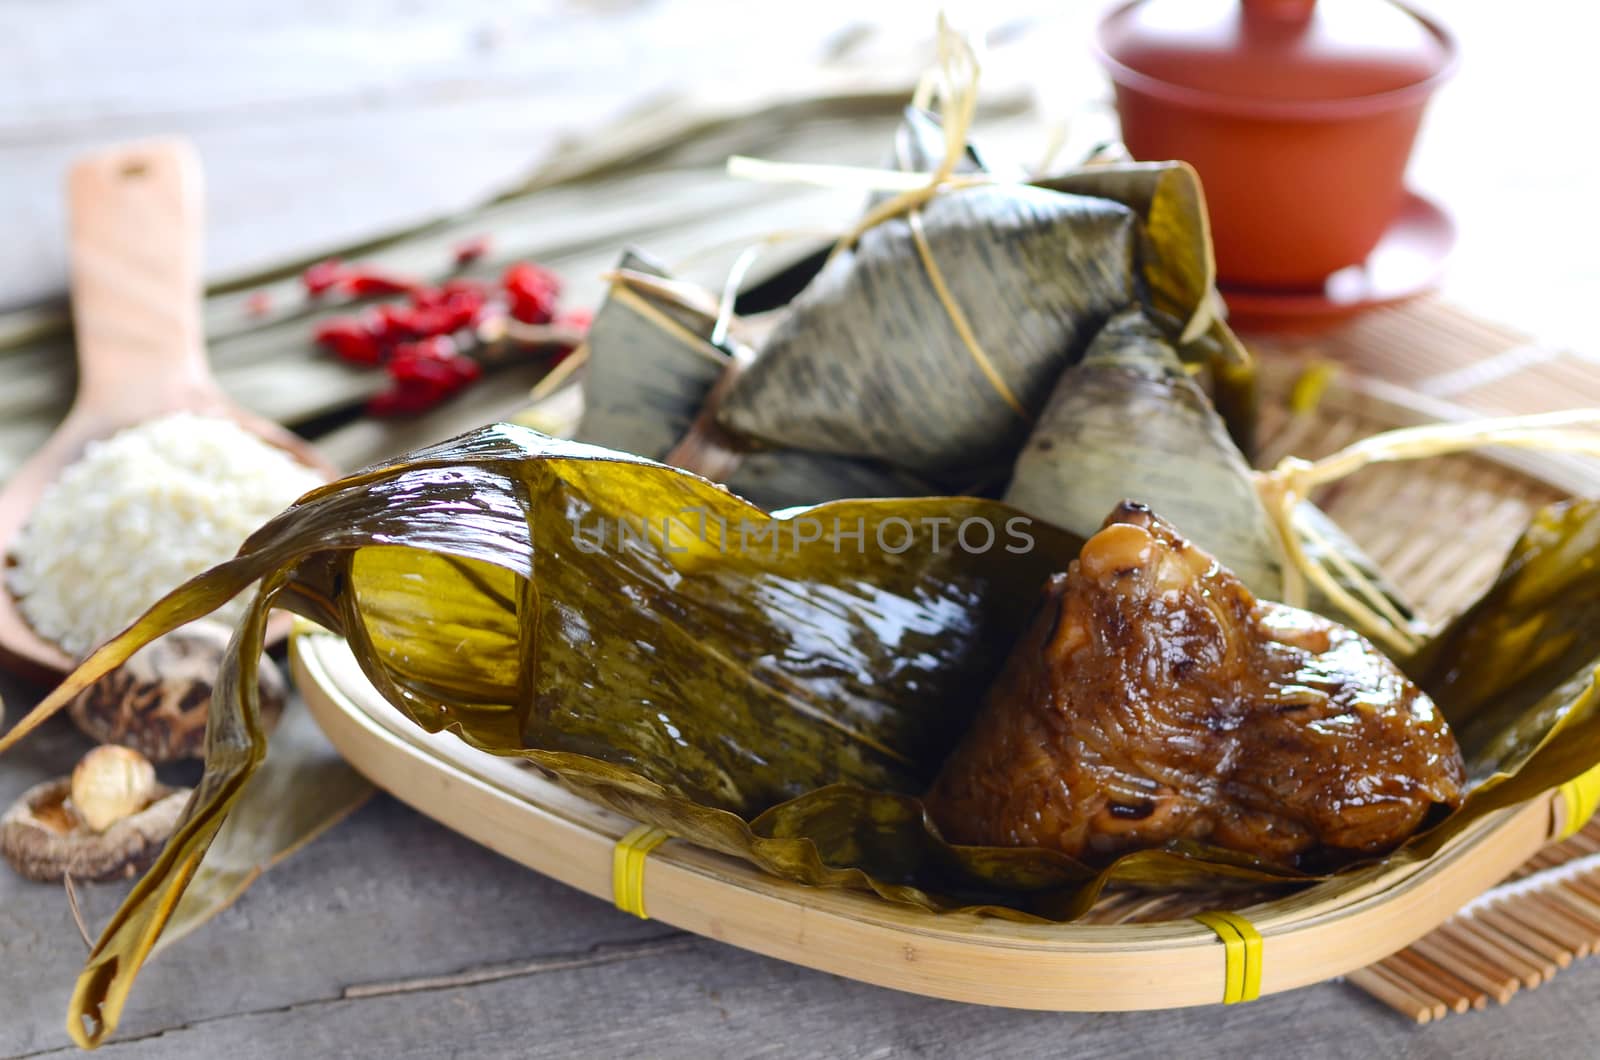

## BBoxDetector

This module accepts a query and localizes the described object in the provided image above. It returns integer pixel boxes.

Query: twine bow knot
[727,16,1030,419]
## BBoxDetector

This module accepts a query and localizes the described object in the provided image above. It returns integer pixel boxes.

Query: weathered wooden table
[3,3,1598,1057]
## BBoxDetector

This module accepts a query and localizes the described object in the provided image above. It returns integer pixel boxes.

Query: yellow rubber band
[612,825,669,919]
[1558,763,1600,840]
[1194,911,1263,1004]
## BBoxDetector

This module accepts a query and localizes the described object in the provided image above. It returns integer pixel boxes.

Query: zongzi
[1003,306,1284,599]
[12,426,1600,1050]
[715,180,1138,486]
[573,252,940,511]
[925,501,1465,869]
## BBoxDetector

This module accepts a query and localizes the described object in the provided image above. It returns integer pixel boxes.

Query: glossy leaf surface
[5,429,1597,1045]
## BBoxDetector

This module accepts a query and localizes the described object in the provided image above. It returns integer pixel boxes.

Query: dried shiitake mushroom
[0,746,190,882]
[67,620,286,762]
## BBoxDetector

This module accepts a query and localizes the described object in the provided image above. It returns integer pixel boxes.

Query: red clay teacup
[1095,0,1457,290]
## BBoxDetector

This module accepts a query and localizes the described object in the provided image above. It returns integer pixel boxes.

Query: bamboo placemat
[1247,297,1600,419]
[1247,303,1600,1020]
[1345,818,1600,1022]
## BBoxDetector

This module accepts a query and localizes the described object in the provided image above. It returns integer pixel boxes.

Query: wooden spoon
[0,139,336,682]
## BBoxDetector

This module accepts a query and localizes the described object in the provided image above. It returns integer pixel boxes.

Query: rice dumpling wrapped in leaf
[716,180,1138,485]
[999,308,1412,627]
[1004,307,1285,599]
[573,253,935,509]
[1039,163,1216,351]
[571,121,1402,634]
[576,110,1261,520]
[925,502,1465,869]
[7,427,1600,1048]
[713,100,1263,489]
[1040,162,1257,455]
[573,250,728,462]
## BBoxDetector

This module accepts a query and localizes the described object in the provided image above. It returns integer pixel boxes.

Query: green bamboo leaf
[1411,499,1600,782]
[4,427,1595,1046]
[1038,160,1215,344]
[154,701,372,955]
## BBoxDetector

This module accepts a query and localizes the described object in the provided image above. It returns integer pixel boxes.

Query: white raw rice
[8,412,326,657]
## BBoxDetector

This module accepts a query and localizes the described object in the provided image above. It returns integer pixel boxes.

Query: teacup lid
[1097,0,1455,106]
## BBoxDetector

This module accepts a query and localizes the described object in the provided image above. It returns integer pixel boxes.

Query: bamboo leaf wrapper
[3,428,1598,1046]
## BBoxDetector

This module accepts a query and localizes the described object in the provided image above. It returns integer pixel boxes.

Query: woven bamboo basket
[293,358,1599,1011]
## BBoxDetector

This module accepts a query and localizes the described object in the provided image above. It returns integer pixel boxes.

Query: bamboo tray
[293,362,1597,1011]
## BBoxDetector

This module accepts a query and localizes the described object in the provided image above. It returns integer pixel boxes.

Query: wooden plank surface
[0,691,678,1057]
[0,1,1592,344]
[11,925,1600,1060]
[3,714,1599,1060]
[3,2,1600,1058]
[0,0,1072,310]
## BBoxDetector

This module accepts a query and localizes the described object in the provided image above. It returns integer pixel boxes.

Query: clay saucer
[1221,190,1456,335]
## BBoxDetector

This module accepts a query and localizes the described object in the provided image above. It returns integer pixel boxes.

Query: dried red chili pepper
[440,278,490,299]
[409,287,445,310]
[302,259,346,297]
[399,336,457,362]
[367,381,444,417]
[313,317,382,365]
[372,303,420,341]
[390,336,476,387]
[452,236,491,267]
[403,307,449,337]
[388,354,459,389]
[503,262,561,325]
[341,268,418,298]
[316,254,567,417]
